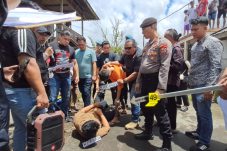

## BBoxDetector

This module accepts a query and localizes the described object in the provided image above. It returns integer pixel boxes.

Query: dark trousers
[176,81,189,106]
[119,83,128,109]
[78,78,92,107]
[140,73,172,139]
[0,72,10,150]
[92,83,97,99]
[166,85,178,130]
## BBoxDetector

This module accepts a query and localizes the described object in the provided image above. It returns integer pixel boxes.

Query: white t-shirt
[184,15,190,25]
[188,8,197,21]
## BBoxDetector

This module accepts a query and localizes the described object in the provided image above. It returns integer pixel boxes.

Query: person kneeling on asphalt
[73,101,110,140]
[99,63,126,125]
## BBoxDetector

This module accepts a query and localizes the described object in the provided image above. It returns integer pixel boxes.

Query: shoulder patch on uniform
[159,43,168,55]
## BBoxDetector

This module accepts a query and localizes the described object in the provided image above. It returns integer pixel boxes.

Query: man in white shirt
[188,1,198,28]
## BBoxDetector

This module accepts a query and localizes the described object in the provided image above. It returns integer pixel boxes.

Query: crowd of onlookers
[184,0,227,35]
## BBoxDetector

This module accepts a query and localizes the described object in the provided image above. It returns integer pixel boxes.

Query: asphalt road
[62,90,227,151]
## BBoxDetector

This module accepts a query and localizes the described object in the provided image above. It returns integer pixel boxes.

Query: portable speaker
[27,105,65,151]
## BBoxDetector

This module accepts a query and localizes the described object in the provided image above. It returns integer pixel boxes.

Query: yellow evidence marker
[146,92,160,107]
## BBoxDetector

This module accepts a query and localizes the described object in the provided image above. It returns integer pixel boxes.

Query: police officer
[135,17,172,151]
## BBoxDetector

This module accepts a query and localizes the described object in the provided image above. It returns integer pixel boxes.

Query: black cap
[36,27,51,36]
[190,17,209,25]
[140,17,157,28]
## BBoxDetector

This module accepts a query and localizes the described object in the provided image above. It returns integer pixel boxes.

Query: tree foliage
[99,18,124,54]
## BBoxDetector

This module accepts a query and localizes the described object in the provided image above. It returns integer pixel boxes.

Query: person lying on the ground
[99,63,126,124]
[73,102,110,140]
[94,81,116,122]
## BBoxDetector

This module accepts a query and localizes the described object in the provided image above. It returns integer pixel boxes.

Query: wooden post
[81,17,84,36]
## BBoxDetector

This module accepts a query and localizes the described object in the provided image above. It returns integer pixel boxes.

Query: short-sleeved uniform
[136,37,172,139]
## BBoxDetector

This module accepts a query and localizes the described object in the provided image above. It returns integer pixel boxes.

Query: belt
[141,72,159,78]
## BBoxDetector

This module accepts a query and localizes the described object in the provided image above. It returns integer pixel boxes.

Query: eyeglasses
[124,47,132,50]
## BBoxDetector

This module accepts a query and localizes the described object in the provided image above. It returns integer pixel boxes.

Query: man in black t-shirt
[0,27,49,151]
[48,30,79,121]
[217,0,227,28]
[96,41,119,103]
[0,1,30,151]
[105,39,142,129]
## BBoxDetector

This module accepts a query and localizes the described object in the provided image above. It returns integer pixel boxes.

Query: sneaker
[189,142,210,151]
[135,131,154,140]
[125,122,139,130]
[155,148,172,151]
[180,106,188,112]
[185,130,199,140]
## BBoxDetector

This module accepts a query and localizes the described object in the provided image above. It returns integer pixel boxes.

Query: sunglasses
[124,47,132,50]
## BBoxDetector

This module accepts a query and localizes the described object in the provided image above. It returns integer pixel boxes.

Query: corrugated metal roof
[21,0,99,20]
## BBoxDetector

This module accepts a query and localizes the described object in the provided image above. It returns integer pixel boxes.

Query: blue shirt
[75,49,97,78]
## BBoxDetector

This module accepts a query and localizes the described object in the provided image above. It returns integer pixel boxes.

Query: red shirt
[197,0,208,16]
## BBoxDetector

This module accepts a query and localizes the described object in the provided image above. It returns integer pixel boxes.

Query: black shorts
[217,9,226,18]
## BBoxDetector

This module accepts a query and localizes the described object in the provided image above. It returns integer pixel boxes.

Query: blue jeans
[48,73,71,117]
[78,78,92,107]
[130,84,140,122]
[5,88,36,151]
[192,91,213,145]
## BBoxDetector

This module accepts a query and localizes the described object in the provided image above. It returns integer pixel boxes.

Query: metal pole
[143,36,145,47]
[60,0,64,30]
[60,0,63,13]
[131,85,222,104]
[81,17,84,36]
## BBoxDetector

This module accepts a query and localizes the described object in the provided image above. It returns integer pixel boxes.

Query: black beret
[190,16,208,25]
[140,17,157,28]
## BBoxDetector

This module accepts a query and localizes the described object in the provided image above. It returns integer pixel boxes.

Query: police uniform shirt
[0,28,41,88]
[139,37,172,90]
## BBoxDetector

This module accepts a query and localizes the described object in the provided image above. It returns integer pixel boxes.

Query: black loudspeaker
[27,105,65,151]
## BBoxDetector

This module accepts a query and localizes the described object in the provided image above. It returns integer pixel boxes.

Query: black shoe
[189,142,210,151]
[171,129,179,134]
[155,148,172,151]
[185,130,199,140]
[135,131,154,140]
